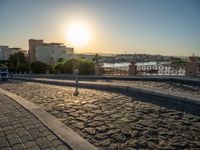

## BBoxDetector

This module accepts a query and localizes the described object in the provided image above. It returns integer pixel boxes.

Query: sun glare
[66,23,90,47]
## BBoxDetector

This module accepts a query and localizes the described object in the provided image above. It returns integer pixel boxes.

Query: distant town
[0,39,198,65]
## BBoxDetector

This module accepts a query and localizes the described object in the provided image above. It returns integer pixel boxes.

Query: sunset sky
[0,0,200,56]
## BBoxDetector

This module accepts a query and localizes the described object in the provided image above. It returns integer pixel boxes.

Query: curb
[0,88,98,150]
[12,77,200,116]
[12,74,200,86]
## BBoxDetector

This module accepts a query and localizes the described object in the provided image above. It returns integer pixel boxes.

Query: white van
[0,67,9,81]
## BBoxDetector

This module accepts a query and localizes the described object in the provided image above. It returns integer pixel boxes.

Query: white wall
[36,44,74,65]
[0,46,9,60]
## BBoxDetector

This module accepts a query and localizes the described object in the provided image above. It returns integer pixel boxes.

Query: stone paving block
[27,145,41,150]
[51,139,64,147]
[38,126,48,132]
[43,130,53,137]
[1,147,12,150]
[24,124,35,131]
[0,137,9,149]
[12,123,23,129]
[29,128,43,139]
[17,131,29,138]
[1,122,10,128]
[24,141,38,148]
[15,128,26,135]
[0,131,4,137]
[34,122,45,128]
[46,147,57,150]
[21,135,34,143]
[4,129,15,136]
[35,137,52,149]
[11,143,25,150]
[6,134,18,140]
[46,134,58,142]
[7,136,22,146]
[57,145,69,150]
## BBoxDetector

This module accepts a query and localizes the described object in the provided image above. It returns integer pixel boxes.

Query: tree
[30,61,49,74]
[52,62,63,73]
[9,52,27,68]
[53,58,95,75]
[92,53,101,64]
[0,64,6,67]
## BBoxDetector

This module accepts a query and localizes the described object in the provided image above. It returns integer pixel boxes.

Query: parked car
[0,67,8,81]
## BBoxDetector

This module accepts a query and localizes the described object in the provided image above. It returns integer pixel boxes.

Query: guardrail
[137,64,185,76]
[100,64,186,76]
[101,66,129,76]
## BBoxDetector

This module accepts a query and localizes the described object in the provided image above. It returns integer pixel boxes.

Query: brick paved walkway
[0,93,70,150]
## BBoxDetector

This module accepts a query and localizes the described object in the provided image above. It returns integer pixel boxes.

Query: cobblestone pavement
[1,81,200,150]
[0,93,70,150]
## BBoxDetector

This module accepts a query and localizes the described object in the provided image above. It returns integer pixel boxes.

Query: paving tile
[35,137,52,149]
[0,137,9,149]
[11,143,25,150]
[24,141,38,148]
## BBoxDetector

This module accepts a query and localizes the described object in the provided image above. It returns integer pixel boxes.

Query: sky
[0,0,200,56]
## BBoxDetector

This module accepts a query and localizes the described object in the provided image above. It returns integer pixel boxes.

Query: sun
[66,23,90,47]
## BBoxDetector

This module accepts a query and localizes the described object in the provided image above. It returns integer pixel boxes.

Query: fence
[101,66,129,76]
[136,64,186,76]
[100,63,188,76]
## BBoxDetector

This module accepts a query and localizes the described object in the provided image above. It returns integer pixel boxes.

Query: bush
[30,61,49,74]
[62,58,79,74]
[53,58,95,75]
[16,63,30,73]
[52,62,63,74]
[77,59,95,75]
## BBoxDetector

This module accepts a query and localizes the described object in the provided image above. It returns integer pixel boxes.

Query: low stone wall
[12,74,200,86]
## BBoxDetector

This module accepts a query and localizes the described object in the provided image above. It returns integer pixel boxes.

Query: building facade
[28,39,43,63]
[0,46,22,61]
[0,46,9,60]
[35,43,74,65]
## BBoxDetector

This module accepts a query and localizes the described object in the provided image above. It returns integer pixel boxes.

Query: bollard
[73,69,79,96]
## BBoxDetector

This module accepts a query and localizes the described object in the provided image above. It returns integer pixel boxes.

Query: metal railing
[100,64,187,76]
[137,64,186,76]
[101,66,129,76]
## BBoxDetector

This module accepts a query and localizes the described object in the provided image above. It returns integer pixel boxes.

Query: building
[28,39,43,63]
[0,46,22,61]
[0,46,9,60]
[19,50,28,57]
[9,47,21,55]
[35,43,74,65]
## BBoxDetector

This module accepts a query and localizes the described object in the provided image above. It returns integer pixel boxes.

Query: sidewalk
[0,93,70,150]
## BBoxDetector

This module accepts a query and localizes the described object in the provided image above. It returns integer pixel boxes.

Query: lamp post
[73,69,79,96]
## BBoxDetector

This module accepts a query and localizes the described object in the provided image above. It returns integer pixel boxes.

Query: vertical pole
[73,69,79,96]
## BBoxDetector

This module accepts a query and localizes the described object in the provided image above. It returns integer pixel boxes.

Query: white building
[0,46,9,60]
[0,46,22,60]
[35,43,74,65]
[9,47,21,55]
